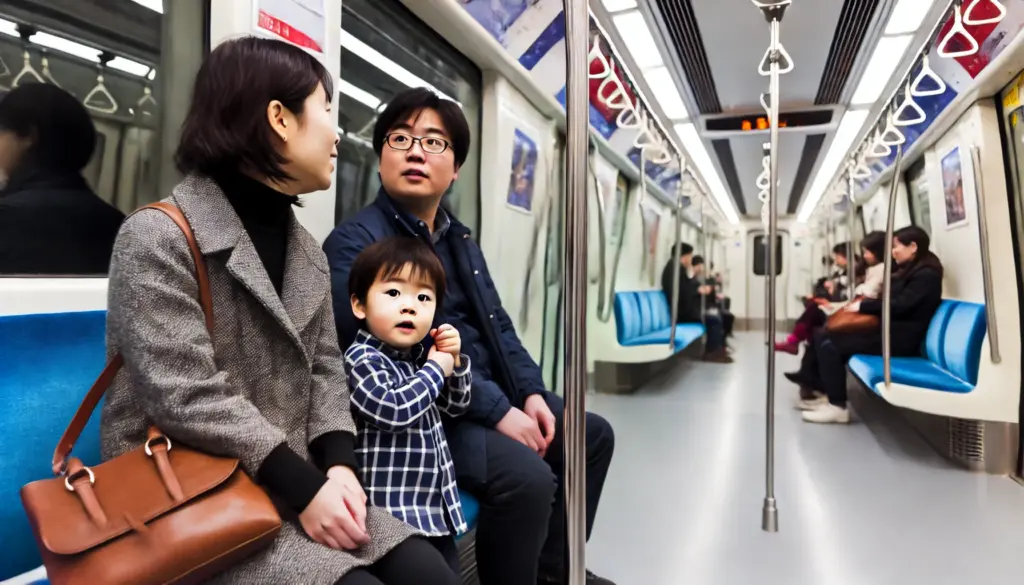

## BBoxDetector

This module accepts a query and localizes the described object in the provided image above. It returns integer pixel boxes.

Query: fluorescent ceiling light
[675,123,740,224]
[850,34,913,105]
[30,32,101,62]
[0,18,18,37]
[147,69,156,81]
[130,0,163,14]
[797,109,870,222]
[339,78,381,111]
[340,28,460,105]
[603,0,638,12]
[612,11,662,69]
[107,56,150,77]
[643,66,687,120]
[885,0,934,34]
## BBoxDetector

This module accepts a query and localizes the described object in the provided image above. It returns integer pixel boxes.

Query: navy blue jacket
[323,190,547,482]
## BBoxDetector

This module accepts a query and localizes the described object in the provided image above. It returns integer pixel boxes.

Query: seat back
[647,291,672,331]
[0,311,108,579]
[614,292,642,342]
[942,301,988,385]
[924,300,955,366]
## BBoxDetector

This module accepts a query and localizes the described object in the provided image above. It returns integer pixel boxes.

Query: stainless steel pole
[700,198,708,352]
[762,13,782,535]
[670,172,683,349]
[562,1,588,583]
[882,146,904,386]
[847,170,856,301]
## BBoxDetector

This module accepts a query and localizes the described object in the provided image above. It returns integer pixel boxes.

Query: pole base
[761,497,779,532]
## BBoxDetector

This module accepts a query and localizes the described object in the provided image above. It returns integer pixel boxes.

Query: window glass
[905,156,931,235]
[0,0,207,276]
[336,0,482,234]
[752,234,783,276]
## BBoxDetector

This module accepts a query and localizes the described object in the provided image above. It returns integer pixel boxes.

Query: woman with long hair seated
[100,37,459,585]
[784,226,943,424]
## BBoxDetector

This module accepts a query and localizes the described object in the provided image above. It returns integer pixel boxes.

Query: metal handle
[699,198,708,352]
[970,145,1001,363]
[882,146,905,386]
[562,2,588,584]
[669,170,683,350]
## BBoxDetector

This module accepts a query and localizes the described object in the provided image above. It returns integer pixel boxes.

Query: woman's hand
[844,301,862,313]
[299,467,370,550]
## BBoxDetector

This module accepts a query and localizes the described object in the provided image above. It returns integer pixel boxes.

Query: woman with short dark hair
[100,37,458,585]
[0,83,124,274]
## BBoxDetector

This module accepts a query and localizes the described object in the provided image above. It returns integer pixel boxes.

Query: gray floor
[585,331,1024,585]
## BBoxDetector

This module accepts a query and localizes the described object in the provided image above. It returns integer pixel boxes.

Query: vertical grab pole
[882,146,904,387]
[669,163,683,350]
[700,198,708,349]
[561,2,588,584]
[847,171,856,300]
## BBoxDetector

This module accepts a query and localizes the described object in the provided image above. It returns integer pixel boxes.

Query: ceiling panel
[729,132,806,215]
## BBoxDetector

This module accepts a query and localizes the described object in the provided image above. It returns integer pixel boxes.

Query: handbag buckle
[64,466,95,492]
[144,435,172,457]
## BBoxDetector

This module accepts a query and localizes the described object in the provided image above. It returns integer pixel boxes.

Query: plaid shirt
[345,330,472,536]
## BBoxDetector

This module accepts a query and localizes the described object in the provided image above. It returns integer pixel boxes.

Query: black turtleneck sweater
[215,171,358,513]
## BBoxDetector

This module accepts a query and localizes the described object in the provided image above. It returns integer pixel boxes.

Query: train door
[998,77,1024,476]
[539,136,566,395]
[746,229,788,328]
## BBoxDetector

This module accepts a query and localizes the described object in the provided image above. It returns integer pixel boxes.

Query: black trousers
[798,327,882,407]
[427,534,460,576]
[702,313,725,352]
[336,537,461,585]
[457,393,615,585]
[721,310,735,337]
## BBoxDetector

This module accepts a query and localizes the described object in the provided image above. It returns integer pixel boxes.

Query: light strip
[797,109,870,222]
[602,0,638,12]
[611,11,663,69]
[850,34,914,105]
[107,56,150,77]
[0,17,18,37]
[885,0,936,34]
[339,78,381,110]
[129,0,164,14]
[675,123,740,225]
[340,28,460,106]
[643,66,688,120]
[29,32,101,62]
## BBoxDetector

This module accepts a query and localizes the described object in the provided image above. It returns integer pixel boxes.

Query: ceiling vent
[652,0,722,115]
[814,0,882,105]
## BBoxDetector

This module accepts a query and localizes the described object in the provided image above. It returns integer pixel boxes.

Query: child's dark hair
[348,237,447,307]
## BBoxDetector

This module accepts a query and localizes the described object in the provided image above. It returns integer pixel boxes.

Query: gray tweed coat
[100,174,414,584]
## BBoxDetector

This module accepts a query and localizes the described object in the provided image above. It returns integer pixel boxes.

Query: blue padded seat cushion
[0,311,108,579]
[942,302,987,385]
[848,355,975,394]
[614,292,641,342]
[624,324,705,351]
[614,290,703,351]
[456,489,479,539]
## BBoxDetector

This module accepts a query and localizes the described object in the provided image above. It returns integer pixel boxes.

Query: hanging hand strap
[50,202,214,476]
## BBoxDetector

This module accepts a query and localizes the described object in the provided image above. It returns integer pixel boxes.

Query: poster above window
[253,0,327,56]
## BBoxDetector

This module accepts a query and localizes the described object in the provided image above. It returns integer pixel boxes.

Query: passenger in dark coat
[660,243,731,362]
[0,84,124,275]
[789,226,944,424]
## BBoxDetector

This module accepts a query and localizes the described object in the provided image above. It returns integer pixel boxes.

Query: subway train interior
[3,0,1024,583]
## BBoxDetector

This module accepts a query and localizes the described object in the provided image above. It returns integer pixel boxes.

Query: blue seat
[0,311,108,580]
[848,299,988,395]
[457,489,480,539]
[613,290,705,352]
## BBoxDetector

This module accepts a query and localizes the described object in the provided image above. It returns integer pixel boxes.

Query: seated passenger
[345,237,472,574]
[693,256,734,340]
[0,84,124,275]
[852,230,886,299]
[661,243,732,363]
[100,37,458,585]
[775,241,863,355]
[323,87,616,585]
[786,226,943,424]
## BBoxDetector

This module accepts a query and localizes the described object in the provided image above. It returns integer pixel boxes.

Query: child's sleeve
[345,345,445,432]
[437,354,472,418]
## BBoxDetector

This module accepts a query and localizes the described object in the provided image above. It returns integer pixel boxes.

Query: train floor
[585,331,1024,584]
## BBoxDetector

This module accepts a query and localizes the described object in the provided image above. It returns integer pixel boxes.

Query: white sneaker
[802,403,850,424]
[795,395,827,411]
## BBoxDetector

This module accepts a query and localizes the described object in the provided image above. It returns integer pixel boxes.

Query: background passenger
[324,87,616,585]
[661,243,731,363]
[853,231,887,299]
[692,255,734,342]
[100,37,457,585]
[790,226,944,424]
[0,84,124,275]
[345,237,471,576]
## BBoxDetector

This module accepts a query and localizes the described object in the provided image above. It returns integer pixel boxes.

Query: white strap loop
[910,55,947,97]
[893,84,926,127]
[964,0,1006,25]
[938,5,980,59]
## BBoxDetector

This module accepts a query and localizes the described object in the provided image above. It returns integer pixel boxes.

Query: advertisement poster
[462,0,535,47]
[941,146,968,228]
[254,0,327,55]
[934,0,1024,79]
[641,206,661,284]
[507,128,538,213]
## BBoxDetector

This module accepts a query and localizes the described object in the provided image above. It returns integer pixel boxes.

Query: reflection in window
[336,0,482,234]
[0,1,202,276]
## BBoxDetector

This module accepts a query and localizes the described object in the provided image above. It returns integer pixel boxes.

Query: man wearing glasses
[323,87,616,585]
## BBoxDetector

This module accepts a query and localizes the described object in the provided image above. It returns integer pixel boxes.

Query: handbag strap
[50,202,214,476]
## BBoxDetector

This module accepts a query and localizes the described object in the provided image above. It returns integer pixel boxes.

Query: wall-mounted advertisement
[507,128,538,214]
[253,0,327,56]
[941,146,968,229]
[641,205,661,285]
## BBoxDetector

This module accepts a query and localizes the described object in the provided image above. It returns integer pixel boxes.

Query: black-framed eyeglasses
[385,132,450,155]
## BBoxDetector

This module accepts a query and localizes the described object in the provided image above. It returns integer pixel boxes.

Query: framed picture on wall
[506,128,538,214]
[940,146,969,229]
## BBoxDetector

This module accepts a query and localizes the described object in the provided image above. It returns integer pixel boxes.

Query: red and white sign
[253,0,327,55]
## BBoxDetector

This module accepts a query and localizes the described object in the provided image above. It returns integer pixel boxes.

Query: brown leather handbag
[825,297,880,334]
[20,202,282,585]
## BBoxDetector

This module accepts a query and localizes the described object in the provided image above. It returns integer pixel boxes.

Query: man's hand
[431,324,462,368]
[496,407,546,454]
[523,394,557,457]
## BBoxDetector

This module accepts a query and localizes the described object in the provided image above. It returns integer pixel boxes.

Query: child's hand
[431,324,462,367]
[427,345,455,377]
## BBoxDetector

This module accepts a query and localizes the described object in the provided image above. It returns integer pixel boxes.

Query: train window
[0,0,208,277]
[752,234,783,276]
[905,157,932,236]
[335,0,483,234]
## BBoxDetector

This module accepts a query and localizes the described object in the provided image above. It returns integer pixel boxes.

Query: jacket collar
[372,188,471,240]
[170,173,328,362]
[355,328,426,362]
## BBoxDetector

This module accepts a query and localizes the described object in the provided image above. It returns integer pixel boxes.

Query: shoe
[774,340,798,355]
[538,569,616,585]
[802,403,850,424]
[703,349,734,363]
[784,371,821,390]
[795,395,827,411]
